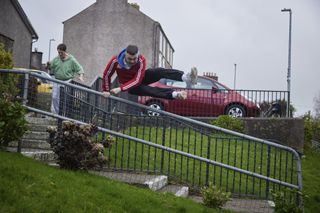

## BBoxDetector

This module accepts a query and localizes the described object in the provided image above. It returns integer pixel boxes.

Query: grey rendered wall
[63,0,155,85]
[0,0,32,68]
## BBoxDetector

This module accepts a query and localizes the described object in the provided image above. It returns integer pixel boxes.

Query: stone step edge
[159,185,189,197]
[89,170,168,191]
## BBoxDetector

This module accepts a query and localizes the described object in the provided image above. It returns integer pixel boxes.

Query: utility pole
[233,63,237,89]
[281,8,292,117]
[48,38,55,61]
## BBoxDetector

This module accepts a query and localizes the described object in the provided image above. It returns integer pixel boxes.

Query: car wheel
[225,104,246,118]
[146,101,164,116]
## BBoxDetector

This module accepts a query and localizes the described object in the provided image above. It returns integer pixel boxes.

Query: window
[165,79,187,88]
[192,78,214,89]
[157,29,175,68]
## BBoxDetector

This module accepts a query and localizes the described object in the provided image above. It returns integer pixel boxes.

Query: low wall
[194,117,305,154]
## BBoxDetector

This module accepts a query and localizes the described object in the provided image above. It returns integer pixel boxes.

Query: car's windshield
[162,77,228,90]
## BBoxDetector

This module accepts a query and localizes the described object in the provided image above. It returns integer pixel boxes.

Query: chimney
[203,72,218,81]
[130,3,140,10]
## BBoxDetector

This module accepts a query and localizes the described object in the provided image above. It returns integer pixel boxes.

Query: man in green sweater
[47,43,84,114]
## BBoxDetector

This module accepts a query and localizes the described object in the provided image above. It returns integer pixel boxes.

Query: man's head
[57,43,67,60]
[124,45,139,66]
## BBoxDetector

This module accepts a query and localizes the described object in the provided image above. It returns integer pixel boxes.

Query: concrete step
[158,184,189,197]
[21,150,57,162]
[91,171,168,191]
[26,116,57,126]
[9,139,51,150]
[28,124,54,132]
[5,147,56,162]
[23,131,49,140]
[189,195,274,213]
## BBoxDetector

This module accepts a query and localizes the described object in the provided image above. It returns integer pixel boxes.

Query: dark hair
[126,45,138,55]
[57,43,67,51]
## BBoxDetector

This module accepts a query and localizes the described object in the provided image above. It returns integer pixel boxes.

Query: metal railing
[0,69,302,206]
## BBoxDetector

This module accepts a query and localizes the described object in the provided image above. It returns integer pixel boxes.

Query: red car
[139,76,260,117]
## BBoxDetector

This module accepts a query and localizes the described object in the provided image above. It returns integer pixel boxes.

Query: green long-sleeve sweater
[51,54,84,80]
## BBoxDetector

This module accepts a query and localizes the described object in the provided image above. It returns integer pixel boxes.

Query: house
[0,0,38,68]
[63,0,174,86]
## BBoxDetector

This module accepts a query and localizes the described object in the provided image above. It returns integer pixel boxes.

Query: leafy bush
[212,115,245,133]
[302,112,320,150]
[271,189,304,213]
[0,43,13,69]
[201,183,231,209]
[0,43,18,100]
[0,43,28,147]
[0,98,28,146]
[47,121,113,170]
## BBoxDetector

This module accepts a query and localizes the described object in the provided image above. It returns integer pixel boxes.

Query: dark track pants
[128,68,183,99]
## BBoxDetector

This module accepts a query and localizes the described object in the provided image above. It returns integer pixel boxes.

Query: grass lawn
[0,150,230,213]
[302,149,320,213]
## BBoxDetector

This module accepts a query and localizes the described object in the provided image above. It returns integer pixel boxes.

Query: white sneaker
[189,67,198,85]
[175,91,187,100]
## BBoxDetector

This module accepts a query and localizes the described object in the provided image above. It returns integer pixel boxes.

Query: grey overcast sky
[19,0,320,116]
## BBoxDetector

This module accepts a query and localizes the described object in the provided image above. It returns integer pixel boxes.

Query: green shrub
[302,112,320,150]
[0,43,28,147]
[0,43,13,69]
[271,189,304,213]
[0,99,28,146]
[212,115,245,133]
[0,43,19,100]
[201,183,231,209]
[47,121,109,170]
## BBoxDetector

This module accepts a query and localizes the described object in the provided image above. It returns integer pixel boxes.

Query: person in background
[102,44,197,100]
[46,43,84,114]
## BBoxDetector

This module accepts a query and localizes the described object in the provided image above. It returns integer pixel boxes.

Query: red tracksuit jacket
[102,54,146,92]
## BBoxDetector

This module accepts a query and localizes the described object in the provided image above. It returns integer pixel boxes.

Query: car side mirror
[212,86,218,93]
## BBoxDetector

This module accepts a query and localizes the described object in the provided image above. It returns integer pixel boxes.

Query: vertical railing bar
[192,129,197,186]
[278,149,283,190]
[285,151,289,183]
[219,138,224,188]
[273,147,278,192]
[113,133,119,168]
[147,121,152,171]
[180,127,185,181]
[259,143,264,197]
[253,141,257,195]
[173,123,178,176]
[133,117,139,171]
[167,118,173,176]
[266,145,271,199]
[239,137,244,196]
[245,140,251,195]
[226,138,231,192]
[213,135,218,186]
[120,116,127,170]
[140,116,146,171]
[160,118,166,174]
[126,115,133,170]
[232,138,238,193]
[186,127,191,181]
[199,131,204,186]
[205,135,211,186]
